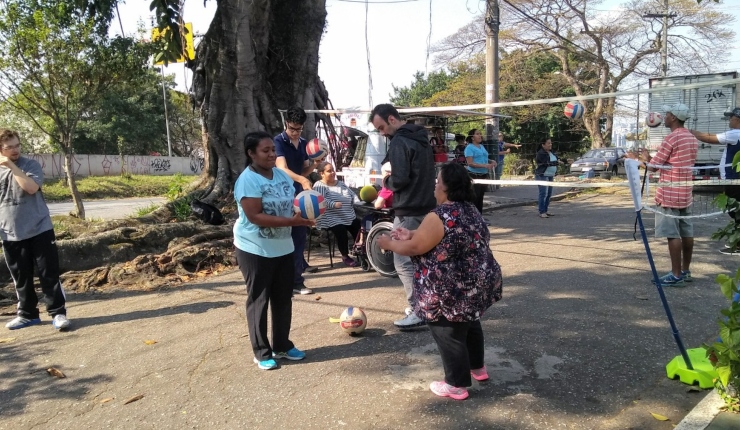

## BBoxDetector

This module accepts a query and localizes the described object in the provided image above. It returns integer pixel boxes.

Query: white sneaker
[394,313,425,329]
[52,314,71,331]
[404,307,413,316]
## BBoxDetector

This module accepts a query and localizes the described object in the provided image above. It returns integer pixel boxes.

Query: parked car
[569,148,627,175]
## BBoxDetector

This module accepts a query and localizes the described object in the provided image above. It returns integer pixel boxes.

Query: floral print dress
[412,201,503,322]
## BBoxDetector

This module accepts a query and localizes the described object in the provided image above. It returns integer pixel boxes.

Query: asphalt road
[1,189,735,429]
[47,197,168,220]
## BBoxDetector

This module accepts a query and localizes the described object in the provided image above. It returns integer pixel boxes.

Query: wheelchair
[351,202,397,277]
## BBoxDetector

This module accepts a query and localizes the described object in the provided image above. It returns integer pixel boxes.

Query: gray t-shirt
[0,157,53,241]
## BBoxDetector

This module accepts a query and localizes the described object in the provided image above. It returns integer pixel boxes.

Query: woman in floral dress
[377,162,502,400]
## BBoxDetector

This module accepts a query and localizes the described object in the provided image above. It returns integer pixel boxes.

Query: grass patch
[51,215,105,240]
[130,203,161,218]
[42,175,191,202]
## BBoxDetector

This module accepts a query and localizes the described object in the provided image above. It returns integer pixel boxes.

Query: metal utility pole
[643,0,676,77]
[485,0,500,155]
[636,84,641,146]
[158,67,172,157]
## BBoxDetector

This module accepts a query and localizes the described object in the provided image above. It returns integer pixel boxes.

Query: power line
[500,0,626,73]
[337,0,419,3]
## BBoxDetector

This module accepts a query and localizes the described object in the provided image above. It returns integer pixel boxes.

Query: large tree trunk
[190,0,327,201]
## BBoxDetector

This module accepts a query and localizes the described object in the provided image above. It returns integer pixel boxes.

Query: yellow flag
[151,22,195,65]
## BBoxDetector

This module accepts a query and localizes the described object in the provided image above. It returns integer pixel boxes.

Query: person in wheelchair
[374,162,393,209]
[313,161,362,267]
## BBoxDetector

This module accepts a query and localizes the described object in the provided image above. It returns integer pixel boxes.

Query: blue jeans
[536,175,554,214]
[495,159,504,179]
[393,215,425,308]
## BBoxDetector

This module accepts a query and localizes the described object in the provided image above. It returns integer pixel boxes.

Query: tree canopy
[432,0,735,148]
[0,0,153,218]
[389,51,591,157]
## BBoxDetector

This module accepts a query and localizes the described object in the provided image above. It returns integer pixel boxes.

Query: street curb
[675,390,724,430]
[483,190,582,213]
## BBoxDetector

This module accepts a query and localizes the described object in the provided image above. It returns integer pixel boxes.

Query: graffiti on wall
[27,154,196,178]
[127,156,150,175]
[190,148,204,174]
[32,154,83,178]
[150,158,172,172]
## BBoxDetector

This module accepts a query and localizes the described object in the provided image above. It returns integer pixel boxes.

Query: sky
[114,0,740,111]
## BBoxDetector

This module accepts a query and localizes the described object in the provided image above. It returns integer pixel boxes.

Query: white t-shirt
[717,128,740,179]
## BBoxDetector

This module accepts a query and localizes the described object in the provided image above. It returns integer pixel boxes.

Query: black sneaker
[304,265,319,273]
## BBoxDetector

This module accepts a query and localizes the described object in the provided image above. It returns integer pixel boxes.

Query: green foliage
[706,153,740,410]
[165,173,190,201]
[704,269,740,412]
[42,175,175,201]
[0,0,152,156]
[390,51,591,161]
[172,196,193,222]
[73,69,170,155]
[130,203,160,218]
[710,151,740,250]
[390,70,453,107]
[164,173,198,221]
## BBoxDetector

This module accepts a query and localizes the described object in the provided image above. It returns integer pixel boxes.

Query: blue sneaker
[273,347,306,361]
[652,272,685,287]
[681,271,692,282]
[253,357,278,370]
[5,316,41,330]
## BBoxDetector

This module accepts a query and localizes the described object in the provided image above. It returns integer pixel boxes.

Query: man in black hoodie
[371,104,436,329]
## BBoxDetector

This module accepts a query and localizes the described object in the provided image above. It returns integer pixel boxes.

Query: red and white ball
[306,138,329,160]
[564,101,584,120]
[645,112,663,128]
[339,306,367,335]
[294,190,326,220]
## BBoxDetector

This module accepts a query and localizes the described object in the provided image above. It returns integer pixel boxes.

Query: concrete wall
[26,153,204,179]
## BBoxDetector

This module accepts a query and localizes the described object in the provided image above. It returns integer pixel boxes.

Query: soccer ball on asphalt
[339,306,367,335]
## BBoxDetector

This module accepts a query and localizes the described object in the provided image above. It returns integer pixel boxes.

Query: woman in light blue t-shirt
[464,129,496,213]
[234,131,314,371]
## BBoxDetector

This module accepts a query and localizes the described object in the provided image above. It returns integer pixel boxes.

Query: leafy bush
[704,269,740,412]
[165,173,194,222]
[705,153,740,411]
[165,173,190,202]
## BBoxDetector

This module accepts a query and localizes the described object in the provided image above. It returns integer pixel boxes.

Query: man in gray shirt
[0,129,69,330]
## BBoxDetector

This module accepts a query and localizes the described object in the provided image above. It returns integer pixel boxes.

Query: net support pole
[635,210,693,370]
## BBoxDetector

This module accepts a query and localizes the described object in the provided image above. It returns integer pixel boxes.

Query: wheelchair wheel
[366,221,397,278]
[359,255,371,272]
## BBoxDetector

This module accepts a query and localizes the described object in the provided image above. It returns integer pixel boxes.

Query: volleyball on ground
[306,138,329,160]
[646,112,663,128]
[564,101,584,120]
[339,306,367,335]
[359,185,378,203]
[294,190,326,220]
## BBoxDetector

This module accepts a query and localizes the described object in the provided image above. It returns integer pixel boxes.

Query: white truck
[647,71,739,178]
